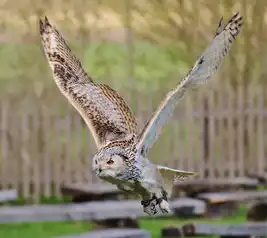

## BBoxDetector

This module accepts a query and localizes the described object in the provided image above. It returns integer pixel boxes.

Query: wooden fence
[1,82,267,200]
[1,0,267,201]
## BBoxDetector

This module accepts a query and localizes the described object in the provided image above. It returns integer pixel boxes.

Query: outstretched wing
[136,12,243,156]
[40,17,138,149]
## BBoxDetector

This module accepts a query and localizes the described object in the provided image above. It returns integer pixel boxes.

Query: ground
[0,206,246,238]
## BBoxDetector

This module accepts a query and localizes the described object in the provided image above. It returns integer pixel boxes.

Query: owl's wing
[40,17,138,149]
[136,13,243,156]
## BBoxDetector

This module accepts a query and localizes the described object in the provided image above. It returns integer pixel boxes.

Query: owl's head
[92,146,130,179]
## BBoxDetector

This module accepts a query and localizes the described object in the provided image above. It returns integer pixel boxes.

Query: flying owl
[40,12,243,215]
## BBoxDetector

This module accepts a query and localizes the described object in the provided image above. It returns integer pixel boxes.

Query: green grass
[0,41,190,95]
[0,206,247,238]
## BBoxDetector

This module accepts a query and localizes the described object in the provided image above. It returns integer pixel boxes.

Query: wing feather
[40,17,138,149]
[136,12,243,156]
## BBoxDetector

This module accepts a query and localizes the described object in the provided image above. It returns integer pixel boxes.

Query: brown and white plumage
[40,13,243,215]
[40,17,137,149]
[136,12,243,157]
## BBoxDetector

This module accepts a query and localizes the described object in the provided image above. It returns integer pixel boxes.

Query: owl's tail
[157,165,198,196]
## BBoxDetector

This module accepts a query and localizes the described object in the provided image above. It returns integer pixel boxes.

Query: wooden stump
[247,201,267,221]
[91,218,139,230]
[205,201,238,218]
[247,201,267,238]
[161,227,183,238]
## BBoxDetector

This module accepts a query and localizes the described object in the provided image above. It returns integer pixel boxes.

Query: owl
[40,12,243,215]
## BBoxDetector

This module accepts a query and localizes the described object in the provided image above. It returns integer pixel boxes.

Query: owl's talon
[142,198,158,216]
[158,199,171,214]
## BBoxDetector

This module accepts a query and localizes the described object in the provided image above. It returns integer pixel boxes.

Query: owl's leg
[140,181,170,215]
[154,189,171,214]
[141,196,158,216]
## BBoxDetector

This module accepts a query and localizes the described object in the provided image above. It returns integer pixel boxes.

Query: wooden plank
[0,100,9,189]
[53,114,63,197]
[257,86,265,174]
[21,107,31,198]
[42,105,51,197]
[227,83,236,178]
[216,84,224,178]
[185,94,194,171]
[175,177,258,188]
[197,89,205,179]
[0,189,17,202]
[61,183,120,196]
[0,198,206,223]
[208,88,215,178]
[247,84,256,173]
[237,84,245,176]
[32,107,41,203]
[197,190,267,204]
[181,222,267,236]
[56,228,150,238]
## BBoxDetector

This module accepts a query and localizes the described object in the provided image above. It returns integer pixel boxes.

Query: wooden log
[61,183,132,229]
[197,191,267,218]
[0,189,17,202]
[181,222,267,236]
[91,218,139,230]
[247,201,267,221]
[247,201,267,238]
[175,177,258,189]
[173,177,258,197]
[197,191,267,204]
[0,198,206,223]
[56,228,150,238]
[61,183,123,202]
[246,173,267,184]
[171,198,206,217]
[161,227,182,238]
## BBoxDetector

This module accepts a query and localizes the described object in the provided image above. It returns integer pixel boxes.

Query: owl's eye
[106,159,114,165]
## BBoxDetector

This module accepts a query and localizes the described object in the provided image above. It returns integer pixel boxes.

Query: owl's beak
[92,166,102,176]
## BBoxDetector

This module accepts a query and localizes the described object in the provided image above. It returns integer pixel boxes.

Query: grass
[0,41,190,95]
[0,206,247,238]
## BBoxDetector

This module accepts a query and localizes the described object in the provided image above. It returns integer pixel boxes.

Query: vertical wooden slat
[1,100,8,189]
[185,94,194,171]
[217,84,224,178]
[53,112,62,197]
[237,84,245,176]
[42,106,51,197]
[21,106,30,198]
[247,84,255,174]
[177,107,186,171]
[86,135,94,184]
[226,83,235,178]
[74,114,83,183]
[64,105,72,185]
[10,105,19,193]
[257,85,264,174]
[197,89,205,179]
[191,94,199,173]
[33,105,41,203]
[208,88,215,178]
